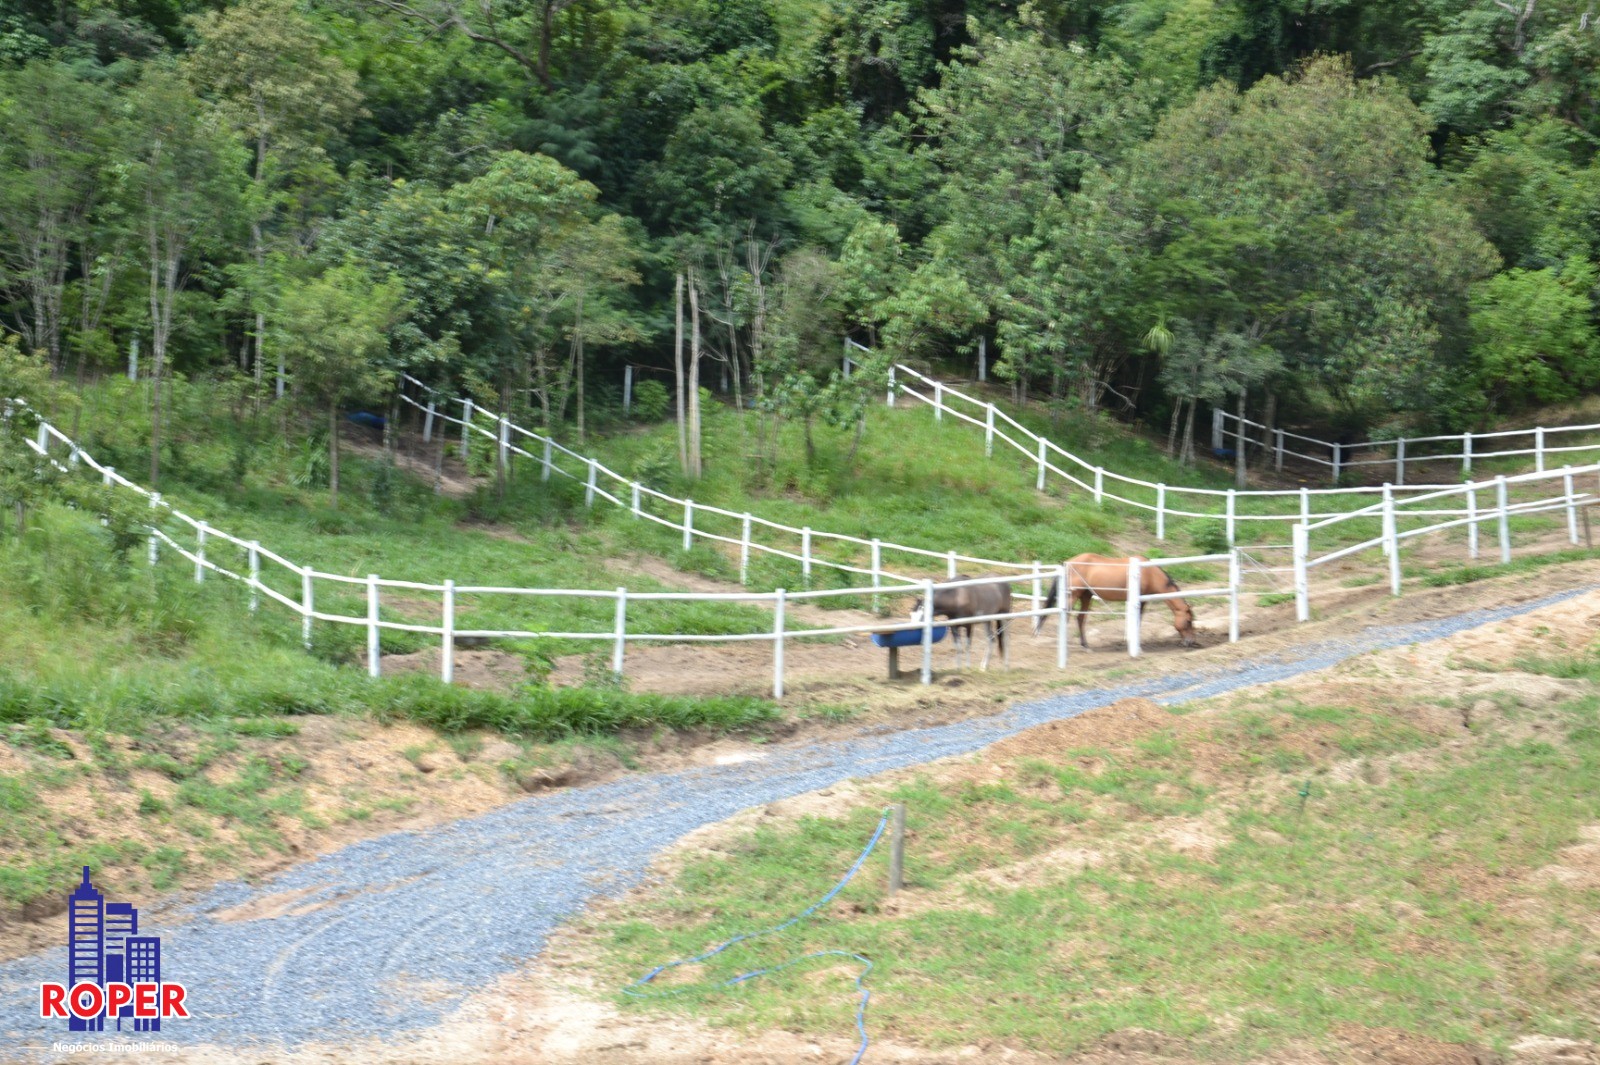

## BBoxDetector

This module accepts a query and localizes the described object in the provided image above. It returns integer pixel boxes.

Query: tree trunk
[1181,398,1196,466]
[803,413,816,466]
[687,268,703,478]
[574,290,585,444]
[1234,388,1248,489]
[674,272,687,474]
[1261,391,1277,472]
[328,400,341,509]
[1167,399,1182,457]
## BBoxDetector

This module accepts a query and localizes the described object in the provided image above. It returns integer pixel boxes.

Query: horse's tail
[1034,576,1059,635]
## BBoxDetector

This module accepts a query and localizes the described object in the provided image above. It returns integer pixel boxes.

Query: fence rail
[1210,400,1600,484]
[840,341,1599,546]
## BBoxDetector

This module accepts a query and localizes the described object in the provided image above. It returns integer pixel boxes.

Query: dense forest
[2,0,1599,484]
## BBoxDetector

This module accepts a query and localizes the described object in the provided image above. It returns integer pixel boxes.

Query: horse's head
[1168,584,1198,647]
[909,597,926,625]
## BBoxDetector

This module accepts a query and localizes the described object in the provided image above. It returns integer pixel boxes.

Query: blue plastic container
[870,626,947,648]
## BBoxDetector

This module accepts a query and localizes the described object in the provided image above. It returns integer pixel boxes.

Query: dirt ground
[149,575,1600,1065]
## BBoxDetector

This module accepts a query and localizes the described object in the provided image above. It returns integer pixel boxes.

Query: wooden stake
[888,803,906,895]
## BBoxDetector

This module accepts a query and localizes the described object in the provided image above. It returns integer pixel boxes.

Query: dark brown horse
[911,575,1013,670]
[1035,553,1197,649]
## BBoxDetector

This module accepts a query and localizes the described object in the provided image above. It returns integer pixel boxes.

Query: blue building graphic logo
[39,868,186,1031]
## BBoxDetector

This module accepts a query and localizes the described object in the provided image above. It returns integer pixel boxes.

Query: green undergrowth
[594,668,1600,1058]
[0,504,776,740]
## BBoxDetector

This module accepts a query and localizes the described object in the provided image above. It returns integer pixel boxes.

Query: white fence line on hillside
[5,399,1247,701]
[840,340,1598,546]
[399,374,1047,594]
[1208,390,1600,485]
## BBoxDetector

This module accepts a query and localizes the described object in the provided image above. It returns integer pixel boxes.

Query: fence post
[683,500,694,552]
[623,365,633,416]
[460,399,472,461]
[921,579,935,684]
[1536,427,1545,472]
[1292,524,1310,623]
[1331,442,1342,485]
[887,365,896,408]
[933,381,943,421]
[1125,558,1142,658]
[1056,563,1069,669]
[441,580,455,684]
[1094,467,1104,506]
[631,482,641,518]
[542,438,553,482]
[871,539,882,608]
[147,493,161,566]
[36,422,47,454]
[1036,438,1047,491]
[772,589,786,700]
[423,400,435,443]
[103,465,113,487]
[1032,561,1043,620]
[248,541,260,612]
[985,404,994,458]
[497,416,509,480]
[1564,466,1579,544]
[1466,480,1479,560]
[194,522,207,583]
[1211,408,1223,451]
[946,550,957,580]
[802,527,812,584]
[978,335,987,382]
[1376,486,1388,559]
[1274,429,1285,472]
[367,575,382,679]
[1228,549,1241,643]
[612,587,627,677]
[585,459,596,507]
[1395,438,1406,486]
[1300,486,1311,527]
[301,567,314,650]
[1156,485,1166,541]
[1382,484,1401,596]
[740,514,753,585]
[1225,490,1236,547]
[1496,475,1511,564]
[1462,432,1473,476]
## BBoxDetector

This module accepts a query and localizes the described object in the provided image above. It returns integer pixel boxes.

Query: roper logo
[37,868,188,1031]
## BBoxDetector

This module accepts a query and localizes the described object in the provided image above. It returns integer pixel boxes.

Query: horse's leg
[1075,590,1092,648]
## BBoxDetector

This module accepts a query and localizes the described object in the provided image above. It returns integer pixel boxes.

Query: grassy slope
[0,375,1581,914]
[591,643,1600,1057]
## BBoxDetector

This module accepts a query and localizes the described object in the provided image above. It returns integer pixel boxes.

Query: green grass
[591,686,1600,1057]
[0,505,777,741]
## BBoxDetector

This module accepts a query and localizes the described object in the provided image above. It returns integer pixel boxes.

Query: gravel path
[0,588,1587,1057]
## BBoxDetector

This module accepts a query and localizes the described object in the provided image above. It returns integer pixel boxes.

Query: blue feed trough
[871,626,947,648]
[346,411,387,429]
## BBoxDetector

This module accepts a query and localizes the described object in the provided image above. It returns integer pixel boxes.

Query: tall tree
[123,66,244,486]
[275,264,407,507]
[0,63,118,373]
[186,0,363,397]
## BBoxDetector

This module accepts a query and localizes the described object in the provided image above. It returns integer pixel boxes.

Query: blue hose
[623,807,893,1064]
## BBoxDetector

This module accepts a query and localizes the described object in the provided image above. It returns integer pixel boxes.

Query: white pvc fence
[4,400,1243,701]
[842,340,1598,548]
[1212,402,1600,485]
[1291,466,1597,621]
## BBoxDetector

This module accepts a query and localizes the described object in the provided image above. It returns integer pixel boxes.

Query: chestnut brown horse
[1034,553,1197,649]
